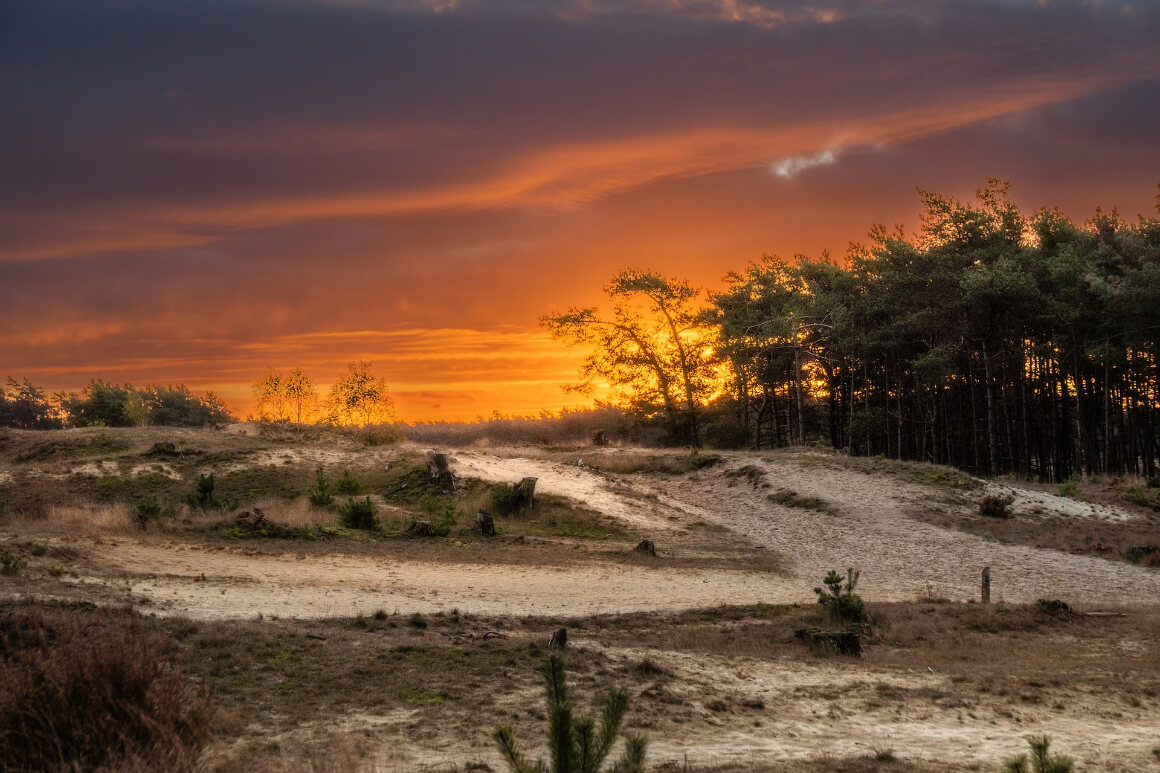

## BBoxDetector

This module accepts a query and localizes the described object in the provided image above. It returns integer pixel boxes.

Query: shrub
[184,473,219,510]
[489,483,522,516]
[0,606,216,771]
[0,550,19,577]
[308,468,334,507]
[814,568,866,624]
[335,469,360,495]
[980,493,1015,518]
[494,654,647,773]
[133,498,162,530]
[1002,735,1074,773]
[339,497,379,530]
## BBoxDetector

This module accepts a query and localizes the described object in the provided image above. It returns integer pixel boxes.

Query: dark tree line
[710,180,1160,481]
[0,379,232,429]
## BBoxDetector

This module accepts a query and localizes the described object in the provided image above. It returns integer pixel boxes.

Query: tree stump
[548,628,567,649]
[476,510,496,537]
[591,428,607,446]
[794,627,862,657]
[633,539,657,557]
[426,451,455,491]
[513,477,538,509]
[981,566,991,604]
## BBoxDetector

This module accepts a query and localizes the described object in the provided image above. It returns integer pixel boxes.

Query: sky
[2,0,1159,421]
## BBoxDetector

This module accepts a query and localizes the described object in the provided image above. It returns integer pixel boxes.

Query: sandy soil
[4,439,1160,770]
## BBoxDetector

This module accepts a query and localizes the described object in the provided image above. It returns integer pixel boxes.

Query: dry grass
[0,601,217,772]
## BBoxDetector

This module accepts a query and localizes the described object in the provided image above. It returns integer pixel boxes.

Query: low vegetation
[0,603,216,772]
[495,654,647,773]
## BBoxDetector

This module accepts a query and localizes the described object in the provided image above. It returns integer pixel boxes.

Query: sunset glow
[3,0,1159,421]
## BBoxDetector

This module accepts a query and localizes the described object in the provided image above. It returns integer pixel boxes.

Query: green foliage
[1002,735,1074,773]
[132,498,162,529]
[64,380,231,428]
[185,473,220,510]
[0,377,63,429]
[0,549,20,576]
[494,654,647,773]
[1121,485,1160,512]
[489,483,522,516]
[339,496,380,531]
[308,468,335,507]
[814,568,866,624]
[1057,477,1080,499]
[335,468,361,495]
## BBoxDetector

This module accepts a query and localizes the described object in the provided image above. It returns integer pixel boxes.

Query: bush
[980,493,1015,518]
[133,498,162,530]
[814,568,866,624]
[335,469,360,495]
[184,473,219,510]
[489,483,522,516]
[0,606,216,771]
[308,468,335,507]
[0,550,19,577]
[1002,735,1074,773]
[494,654,647,773]
[339,497,379,531]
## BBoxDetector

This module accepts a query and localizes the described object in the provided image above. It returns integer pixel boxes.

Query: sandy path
[667,454,1160,606]
[453,451,679,532]
[60,540,778,620]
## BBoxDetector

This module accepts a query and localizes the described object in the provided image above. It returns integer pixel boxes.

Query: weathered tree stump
[513,477,538,509]
[633,539,657,557]
[548,628,567,649]
[426,451,455,491]
[405,519,437,538]
[981,566,991,604]
[591,428,607,446]
[476,509,496,537]
[794,627,862,657]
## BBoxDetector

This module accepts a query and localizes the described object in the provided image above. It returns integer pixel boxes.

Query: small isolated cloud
[771,148,838,178]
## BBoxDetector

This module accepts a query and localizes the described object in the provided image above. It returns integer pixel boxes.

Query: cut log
[634,539,657,557]
[405,520,438,538]
[476,509,496,537]
[548,628,567,649]
[513,477,538,509]
[794,627,862,657]
[426,451,455,491]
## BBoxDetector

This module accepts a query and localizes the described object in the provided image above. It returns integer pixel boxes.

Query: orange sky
[2,0,1159,421]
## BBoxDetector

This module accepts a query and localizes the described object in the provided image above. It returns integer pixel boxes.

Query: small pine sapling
[1002,735,1074,773]
[495,654,647,773]
[814,568,866,624]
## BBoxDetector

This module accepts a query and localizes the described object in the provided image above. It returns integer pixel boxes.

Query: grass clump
[494,653,646,773]
[338,497,379,531]
[1121,485,1160,512]
[0,550,19,576]
[979,493,1015,518]
[0,605,217,772]
[1002,735,1074,773]
[767,488,832,512]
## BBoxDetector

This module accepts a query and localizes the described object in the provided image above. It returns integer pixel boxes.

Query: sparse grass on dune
[4,598,1154,772]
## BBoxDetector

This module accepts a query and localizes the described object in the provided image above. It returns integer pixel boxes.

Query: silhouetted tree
[541,269,715,448]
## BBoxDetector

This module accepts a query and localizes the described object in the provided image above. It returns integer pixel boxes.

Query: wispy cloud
[771,147,839,178]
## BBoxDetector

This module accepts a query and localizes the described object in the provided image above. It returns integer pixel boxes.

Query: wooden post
[981,566,991,604]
